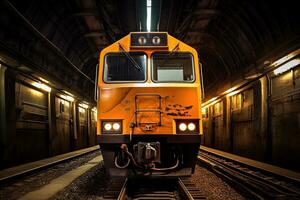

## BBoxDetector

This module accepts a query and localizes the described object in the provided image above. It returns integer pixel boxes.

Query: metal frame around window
[150,52,196,83]
[102,52,148,83]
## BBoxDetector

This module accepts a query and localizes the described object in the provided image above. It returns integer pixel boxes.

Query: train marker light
[188,123,196,131]
[113,122,121,131]
[104,123,112,131]
[32,82,51,92]
[274,58,300,75]
[179,123,187,131]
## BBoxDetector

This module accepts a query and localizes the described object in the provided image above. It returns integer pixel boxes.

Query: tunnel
[0,0,299,199]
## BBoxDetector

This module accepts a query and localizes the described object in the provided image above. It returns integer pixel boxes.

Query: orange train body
[96,32,203,177]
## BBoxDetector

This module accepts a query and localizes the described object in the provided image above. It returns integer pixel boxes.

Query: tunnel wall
[202,65,300,172]
[0,67,97,169]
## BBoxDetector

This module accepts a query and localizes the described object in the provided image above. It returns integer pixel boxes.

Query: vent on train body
[130,32,168,48]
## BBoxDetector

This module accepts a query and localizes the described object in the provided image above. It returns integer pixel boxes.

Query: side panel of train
[202,64,300,171]
[0,67,97,169]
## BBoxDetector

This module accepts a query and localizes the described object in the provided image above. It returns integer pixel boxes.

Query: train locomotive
[96,32,203,177]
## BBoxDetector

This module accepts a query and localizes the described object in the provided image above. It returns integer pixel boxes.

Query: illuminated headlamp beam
[146,0,152,32]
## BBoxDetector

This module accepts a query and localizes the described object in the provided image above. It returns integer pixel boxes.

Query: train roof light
[32,82,51,92]
[130,32,168,48]
[274,58,300,75]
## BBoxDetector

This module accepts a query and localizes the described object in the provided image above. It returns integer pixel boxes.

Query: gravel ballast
[191,165,245,200]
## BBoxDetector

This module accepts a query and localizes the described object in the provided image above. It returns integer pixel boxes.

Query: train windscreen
[103,52,147,82]
[152,52,195,82]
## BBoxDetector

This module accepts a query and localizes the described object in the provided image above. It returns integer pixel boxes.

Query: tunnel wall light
[273,58,300,75]
[38,77,49,84]
[61,95,74,102]
[32,82,51,92]
[63,90,74,96]
[79,103,89,109]
[223,87,237,95]
[226,90,239,97]
[201,97,217,107]
[92,107,97,112]
[146,0,152,32]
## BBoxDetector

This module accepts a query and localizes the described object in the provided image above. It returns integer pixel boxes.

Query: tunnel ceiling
[1,0,299,100]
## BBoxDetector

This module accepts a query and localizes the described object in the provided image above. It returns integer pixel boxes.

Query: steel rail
[198,150,300,199]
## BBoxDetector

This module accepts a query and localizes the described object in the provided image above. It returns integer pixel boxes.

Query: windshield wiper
[158,43,180,68]
[118,43,142,71]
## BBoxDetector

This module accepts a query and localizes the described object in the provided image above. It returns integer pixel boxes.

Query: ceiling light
[146,0,152,32]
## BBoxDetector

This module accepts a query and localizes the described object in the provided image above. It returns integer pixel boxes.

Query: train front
[97,32,203,177]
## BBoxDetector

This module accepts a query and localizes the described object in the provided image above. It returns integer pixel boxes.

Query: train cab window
[152,52,194,82]
[103,52,147,82]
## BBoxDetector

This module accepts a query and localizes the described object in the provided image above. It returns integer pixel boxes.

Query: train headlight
[102,120,123,134]
[113,122,121,131]
[104,123,112,131]
[179,123,187,131]
[188,123,196,131]
[175,119,199,134]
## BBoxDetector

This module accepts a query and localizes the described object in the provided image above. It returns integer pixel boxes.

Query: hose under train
[114,146,180,171]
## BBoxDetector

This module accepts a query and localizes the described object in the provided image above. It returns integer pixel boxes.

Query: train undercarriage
[98,134,201,177]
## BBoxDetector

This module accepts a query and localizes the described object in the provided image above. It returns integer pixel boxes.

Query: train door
[230,88,254,158]
[270,65,300,171]
[54,96,71,154]
[213,101,225,150]
[204,106,214,147]
[15,81,49,163]
[89,108,97,146]
[201,107,209,146]
[77,105,88,149]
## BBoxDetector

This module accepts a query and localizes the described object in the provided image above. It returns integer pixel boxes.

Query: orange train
[96,32,203,177]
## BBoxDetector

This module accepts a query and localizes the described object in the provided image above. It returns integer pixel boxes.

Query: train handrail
[94,64,99,102]
[199,62,205,100]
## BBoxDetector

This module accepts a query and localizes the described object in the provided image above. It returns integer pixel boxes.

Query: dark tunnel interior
[0,1,300,198]
[1,0,299,101]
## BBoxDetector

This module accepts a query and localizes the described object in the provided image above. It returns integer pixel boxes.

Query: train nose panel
[134,93,163,128]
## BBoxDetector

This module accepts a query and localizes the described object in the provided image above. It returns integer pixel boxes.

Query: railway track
[102,177,207,200]
[198,150,300,199]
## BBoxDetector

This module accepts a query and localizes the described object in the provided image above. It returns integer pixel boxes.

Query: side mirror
[94,64,99,102]
[199,62,205,100]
